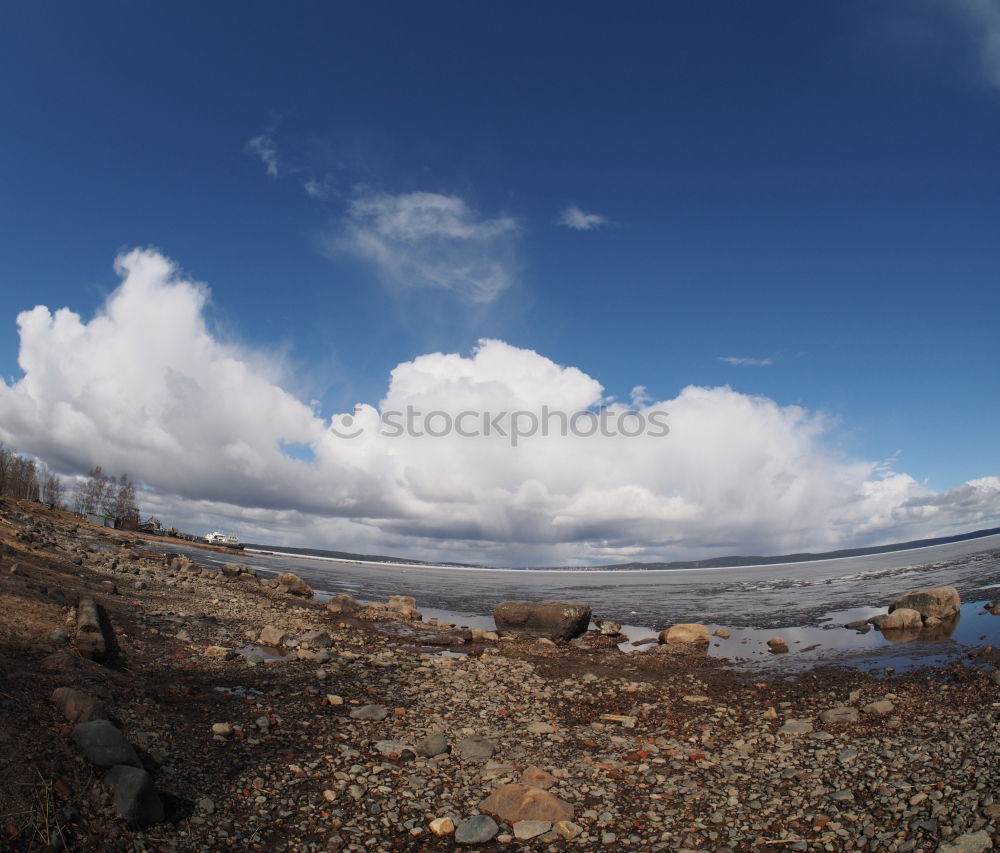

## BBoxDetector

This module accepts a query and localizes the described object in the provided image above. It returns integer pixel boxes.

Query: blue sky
[1,2,998,563]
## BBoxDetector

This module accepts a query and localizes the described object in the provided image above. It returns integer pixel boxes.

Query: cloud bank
[2,249,998,565]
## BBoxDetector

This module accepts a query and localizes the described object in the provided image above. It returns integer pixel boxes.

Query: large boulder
[493,600,591,642]
[889,586,960,621]
[276,572,313,598]
[658,623,710,645]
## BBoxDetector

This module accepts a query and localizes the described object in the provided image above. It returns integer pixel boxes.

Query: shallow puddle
[371,600,1000,674]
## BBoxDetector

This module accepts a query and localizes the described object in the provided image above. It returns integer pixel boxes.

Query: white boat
[205,531,240,546]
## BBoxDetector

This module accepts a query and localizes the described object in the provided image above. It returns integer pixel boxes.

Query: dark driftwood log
[76,596,107,659]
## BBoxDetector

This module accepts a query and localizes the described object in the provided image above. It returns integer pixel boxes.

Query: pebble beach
[1,499,999,853]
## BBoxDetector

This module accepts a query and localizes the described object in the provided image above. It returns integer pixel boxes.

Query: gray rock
[103,765,164,827]
[71,720,141,769]
[513,819,551,839]
[455,814,499,844]
[777,719,813,736]
[349,704,389,721]
[417,731,449,757]
[829,789,855,802]
[374,740,414,757]
[494,600,591,642]
[456,734,496,760]
[937,830,993,853]
[820,706,859,724]
[299,629,333,649]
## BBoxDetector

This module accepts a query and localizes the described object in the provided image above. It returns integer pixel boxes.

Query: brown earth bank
[0,499,997,853]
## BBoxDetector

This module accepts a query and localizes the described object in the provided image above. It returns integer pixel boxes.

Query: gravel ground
[0,498,998,853]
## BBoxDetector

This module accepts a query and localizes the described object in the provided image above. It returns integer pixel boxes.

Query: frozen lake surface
[158,533,1000,672]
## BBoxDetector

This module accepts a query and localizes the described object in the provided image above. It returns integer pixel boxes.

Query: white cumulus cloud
[2,248,998,565]
[556,204,612,231]
[333,190,518,303]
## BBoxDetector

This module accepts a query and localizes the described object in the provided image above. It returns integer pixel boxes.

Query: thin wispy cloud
[718,356,775,367]
[557,204,612,231]
[247,130,280,177]
[951,0,1000,88]
[335,190,518,303]
[303,175,337,200]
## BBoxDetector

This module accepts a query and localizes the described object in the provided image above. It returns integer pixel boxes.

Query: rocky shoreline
[1,499,998,852]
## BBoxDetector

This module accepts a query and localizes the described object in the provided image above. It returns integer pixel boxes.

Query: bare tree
[71,477,89,513]
[84,466,111,514]
[113,473,139,526]
[42,472,64,507]
[0,448,138,519]
[0,443,9,496]
[0,449,40,501]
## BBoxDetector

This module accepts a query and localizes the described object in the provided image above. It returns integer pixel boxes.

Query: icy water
[157,533,1000,672]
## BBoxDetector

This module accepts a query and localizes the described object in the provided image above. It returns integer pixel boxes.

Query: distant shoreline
[242,525,1000,576]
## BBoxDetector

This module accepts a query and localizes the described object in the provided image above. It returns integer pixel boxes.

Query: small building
[85,512,117,529]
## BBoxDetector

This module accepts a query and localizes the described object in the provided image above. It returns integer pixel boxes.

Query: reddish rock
[659,623,710,645]
[520,765,557,790]
[258,626,288,646]
[276,572,313,598]
[479,783,574,824]
[889,586,960,620]
[326,593,359,614]
[51,687,108,723]
[880,608,922,630]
